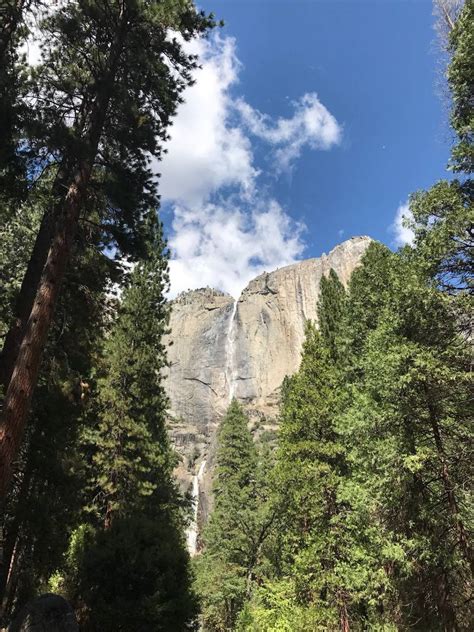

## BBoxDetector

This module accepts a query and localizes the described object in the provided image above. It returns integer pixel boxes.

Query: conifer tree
[318,269,347,364]
[447,0,473,174]
[345,241,394,358]
[275,323,350,630]
[86,213,172,527]
[220,5,473,629]
[0,0,33,210]
[343,245,473,629]
[0,196,115,621]
[265,271,400,631]
[47,213,196,630]
[196,400,275,632]
[0,0,216,499]
[408,0,473,307]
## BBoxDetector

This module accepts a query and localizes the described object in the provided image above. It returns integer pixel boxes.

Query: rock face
[164,288,235,475]
[165,236,372,533]
[231,236,371,414]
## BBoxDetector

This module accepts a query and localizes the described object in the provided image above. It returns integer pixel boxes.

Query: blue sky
[158,0,451,297]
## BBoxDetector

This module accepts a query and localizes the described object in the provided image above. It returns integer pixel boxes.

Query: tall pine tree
[0,0,216,499]
[48,213,196,630]
[196,400,275,632]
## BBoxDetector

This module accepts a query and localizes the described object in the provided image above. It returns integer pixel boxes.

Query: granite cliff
[164,236,372,548]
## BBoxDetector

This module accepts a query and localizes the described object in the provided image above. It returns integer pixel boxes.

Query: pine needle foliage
[196,400,275,632]
[50,215,197,630]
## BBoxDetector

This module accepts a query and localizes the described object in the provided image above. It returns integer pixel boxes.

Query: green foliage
[84,216,173,523]
[240,242,472,631]
[22,0,216,262]
[46,216,199,630]
[409,179,473,297]
[408,0,473,307]
[345,241,394,356]
[267,270,400,631]
[343,248,473,629]
[1,1,215,625]
[1,212,195,629]
[55,515,195,632]
[196,400,275,631]
[0,203,41,339]
[236,578,325,632]
[448,0,474,173]
[318,269,347,363]
[0,0,31,208]
[1,2,472,631]
[0,192,114,618]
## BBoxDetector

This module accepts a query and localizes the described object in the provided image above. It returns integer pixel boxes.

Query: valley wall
[164,236,372,543]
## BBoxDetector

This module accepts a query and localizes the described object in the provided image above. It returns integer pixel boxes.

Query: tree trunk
[0,166,74,390]
[434,571,459,632]
[0,211,54,390]
[0,166,92,500]
[0,442,34,609]
[339,596,350,632]
[0,7,127,499]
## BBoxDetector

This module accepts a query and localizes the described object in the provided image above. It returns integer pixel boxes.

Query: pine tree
[318,269,347,364]
[268,271,398,631]
[0,198,114,622]
[343,246,473,629]
[46,214,196,630]
[0,0,32,210]
[218,4,474,629]
[0,0,29,66]
[86,214,172,527]
[275,323,349,630]
[408,0,473,305]
[345,241,394,359]
[0,0,216,499]
[447,0,474,174]
[196,400,275,632]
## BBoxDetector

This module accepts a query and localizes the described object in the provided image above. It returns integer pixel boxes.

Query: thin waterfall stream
[224,300,238,402]
[186,459,207,556]
[186,300,238,556]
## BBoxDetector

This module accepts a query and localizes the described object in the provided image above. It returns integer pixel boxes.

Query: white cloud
[157,34,342,297]
[236,93,342,171]
[158,35,256,207]
[391,203,415,247]
[169,200,305,298]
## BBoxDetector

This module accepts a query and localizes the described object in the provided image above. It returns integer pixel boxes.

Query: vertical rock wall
[231,236,372,413]
[165,236,372,529]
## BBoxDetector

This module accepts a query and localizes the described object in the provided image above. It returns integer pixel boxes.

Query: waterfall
[225,300,238,402]
[186,459,206,556]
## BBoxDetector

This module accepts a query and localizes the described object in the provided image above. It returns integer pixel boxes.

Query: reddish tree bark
[0,212,54,390]
[0,164,78,390]
[0,165,92,500]
[0,8,127,498]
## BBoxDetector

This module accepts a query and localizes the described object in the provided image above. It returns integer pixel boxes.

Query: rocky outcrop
[164,288,234,479]
[165,287,234,427]
[166,236,371,427]
[165,236,372,532]
[231,236,371,414]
